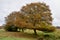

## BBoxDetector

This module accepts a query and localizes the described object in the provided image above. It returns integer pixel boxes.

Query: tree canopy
[4,2,55,32]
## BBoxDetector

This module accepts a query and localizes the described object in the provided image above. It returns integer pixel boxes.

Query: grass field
[0,37,32,40]
[0,29,60,40]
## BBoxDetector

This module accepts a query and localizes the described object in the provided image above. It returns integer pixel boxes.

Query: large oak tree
[4,2,55,34]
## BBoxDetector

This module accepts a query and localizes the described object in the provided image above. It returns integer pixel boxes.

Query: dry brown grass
[0,29,38,40]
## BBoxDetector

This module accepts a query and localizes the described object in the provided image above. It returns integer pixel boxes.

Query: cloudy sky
[0,0,60,26]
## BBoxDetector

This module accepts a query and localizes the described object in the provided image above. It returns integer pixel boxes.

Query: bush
[38,33,56,40]
[4,25,18,32]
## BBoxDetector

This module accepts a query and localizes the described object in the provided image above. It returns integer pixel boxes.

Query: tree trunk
[34,29,37,35]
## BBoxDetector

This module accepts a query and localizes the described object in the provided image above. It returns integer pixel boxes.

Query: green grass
[37,29,60,40]
[0,29,60,40]
[0,37,32,40]
[25,29,60,40]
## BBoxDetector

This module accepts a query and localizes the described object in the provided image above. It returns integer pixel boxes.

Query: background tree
[4,11,22,31]
[5,11,27,32]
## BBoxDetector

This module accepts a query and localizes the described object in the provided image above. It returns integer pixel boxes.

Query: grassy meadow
[0,29,60,40]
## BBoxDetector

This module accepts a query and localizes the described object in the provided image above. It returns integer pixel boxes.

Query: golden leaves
[5,2,55,32]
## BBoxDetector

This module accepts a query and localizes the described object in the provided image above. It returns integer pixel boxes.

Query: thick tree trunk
[34,29,37,35]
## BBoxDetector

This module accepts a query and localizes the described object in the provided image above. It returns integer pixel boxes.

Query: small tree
[4,12,21,31]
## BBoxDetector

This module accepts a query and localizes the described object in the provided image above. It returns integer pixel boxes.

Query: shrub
[4,24,18,32]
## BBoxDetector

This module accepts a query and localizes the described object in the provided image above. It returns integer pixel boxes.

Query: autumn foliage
[4,2,56,34]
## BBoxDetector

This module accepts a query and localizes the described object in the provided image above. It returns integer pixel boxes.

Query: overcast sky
[0,0,60,26]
